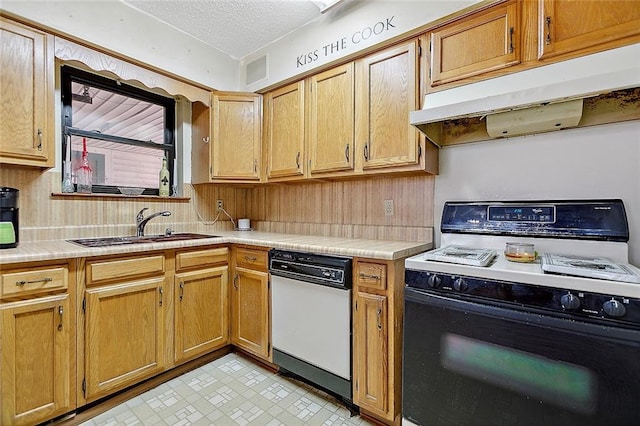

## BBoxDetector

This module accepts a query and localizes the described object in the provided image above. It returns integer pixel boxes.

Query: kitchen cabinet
[191,92,262,183]
[83,253,167,401]
[1,261,75,426]
[230,246,271,361]
[264,38,437,181]
[308,63,355,176]
[0,17,54,168]
[425,0,640,92]
[264,80,306,181]
[356,40,430,174]
[538,0,640,60]
[174,247,229,364]
[352,259,403,425]
[429,0,520,87]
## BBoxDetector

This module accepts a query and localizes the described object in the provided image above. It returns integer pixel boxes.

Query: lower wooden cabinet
[1,294,74,425]
[174,266,229,363]
[84,277,166,401]
[353,292,389,413]
[352,258,403,425]
[231,246,271,361]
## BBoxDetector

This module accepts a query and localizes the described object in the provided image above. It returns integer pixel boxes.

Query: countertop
[0,230,432,265]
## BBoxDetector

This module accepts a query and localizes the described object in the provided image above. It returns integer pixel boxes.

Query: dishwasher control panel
[269,249,352,289]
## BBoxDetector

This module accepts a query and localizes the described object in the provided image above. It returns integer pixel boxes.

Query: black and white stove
[402,200,640,426]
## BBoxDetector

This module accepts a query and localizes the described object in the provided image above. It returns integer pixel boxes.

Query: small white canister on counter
[238,218,251,230]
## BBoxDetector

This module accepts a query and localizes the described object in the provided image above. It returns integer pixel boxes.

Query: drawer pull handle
[159,287,164,306]
[233,274,239,290]
[244,255,257,262]
[359,273,381,281]
[363,143,369,161]
[345,144,349,163]
[296,151,301,169]
[376,308,383,331]
[58,306,64,331]
[16,277,53,286]
[179,282,184,301]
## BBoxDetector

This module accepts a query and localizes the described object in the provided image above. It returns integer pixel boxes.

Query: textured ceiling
[121,0,324,60]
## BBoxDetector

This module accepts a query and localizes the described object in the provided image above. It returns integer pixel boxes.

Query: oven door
[403,288,640,426]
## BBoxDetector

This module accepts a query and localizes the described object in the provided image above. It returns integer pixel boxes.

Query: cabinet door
[174,266,229,363]
[211,92,262,180]
[539,0,640,59]
[430,1,520,86]
[265,81,306,180]
[353,292,388,415]
[85,277,165,401]
[356,40,420,171]
[1,295,73,426]
[309,63,355,175]
[231,267,270,360]
[0,18,54,167]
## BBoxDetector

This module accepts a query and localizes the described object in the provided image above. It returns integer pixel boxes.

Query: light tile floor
[81,353,374,426]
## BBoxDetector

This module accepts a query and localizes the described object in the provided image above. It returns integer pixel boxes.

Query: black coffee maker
[0,187,19,249]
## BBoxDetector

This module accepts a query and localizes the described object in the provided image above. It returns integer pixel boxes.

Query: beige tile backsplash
[0,165,434,243]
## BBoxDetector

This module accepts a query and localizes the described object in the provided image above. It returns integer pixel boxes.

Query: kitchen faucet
[136,208,171,237]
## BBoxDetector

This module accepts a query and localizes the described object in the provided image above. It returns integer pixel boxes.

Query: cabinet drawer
[235,247,268,270]
[87,254,165,284]
[176,247,228,271]
[1,265,68,298]
[355,262,387,291]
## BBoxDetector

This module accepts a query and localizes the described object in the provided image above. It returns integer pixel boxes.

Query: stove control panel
[405,269,640,327]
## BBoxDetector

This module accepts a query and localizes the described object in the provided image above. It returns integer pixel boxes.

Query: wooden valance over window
[54,37,210,105]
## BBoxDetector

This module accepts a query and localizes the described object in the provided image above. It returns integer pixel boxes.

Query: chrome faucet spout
[136,209,171,237]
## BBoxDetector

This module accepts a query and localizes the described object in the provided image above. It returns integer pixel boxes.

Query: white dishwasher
[269,249,353,403]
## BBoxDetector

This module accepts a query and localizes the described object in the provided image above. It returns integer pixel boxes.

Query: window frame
[61,65,176,195]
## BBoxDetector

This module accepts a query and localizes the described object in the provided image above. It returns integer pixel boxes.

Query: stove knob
[560,293,581,310]
[603,299,626,318]
[427,274,442,288]
[453,278,468,292]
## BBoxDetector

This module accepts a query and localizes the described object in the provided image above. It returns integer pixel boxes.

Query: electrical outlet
[217,199,223,211]
[384,199,394,216]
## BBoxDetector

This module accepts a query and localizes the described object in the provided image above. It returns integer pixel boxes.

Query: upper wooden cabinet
[538,0,640,60]
[264,38,438,182]
[0,17,54,168]
[429,0,520,86]
[191,92,262,183]
[426,0,640,92]
[264,81,306,181]
[356,40,424,172]
[308,63,355,176]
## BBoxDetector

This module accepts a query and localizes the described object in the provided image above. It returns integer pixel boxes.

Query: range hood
[411,47,640,145]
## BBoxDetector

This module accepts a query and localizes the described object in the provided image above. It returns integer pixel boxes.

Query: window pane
[68,136,164,189]
[71,82,165,144]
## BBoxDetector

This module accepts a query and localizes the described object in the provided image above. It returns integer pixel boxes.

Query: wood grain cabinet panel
[1,265,68,298]
[174,266,229,363]
[175,247,228,271]
[232,246,270,361]
[0,17,54,168]
[1,294,74,425]
[211,92,262,181]
[430,1,520,86]
[309,63,355,175]
[356,40,421,172]
[84,277,166,401]
[352,258,404,425]
[191,92,262,183]
[265,81,306,180]
[538,0,640,60]
[353,292,388,415]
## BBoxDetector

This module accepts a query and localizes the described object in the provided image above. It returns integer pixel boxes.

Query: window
[61,66,176,195]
